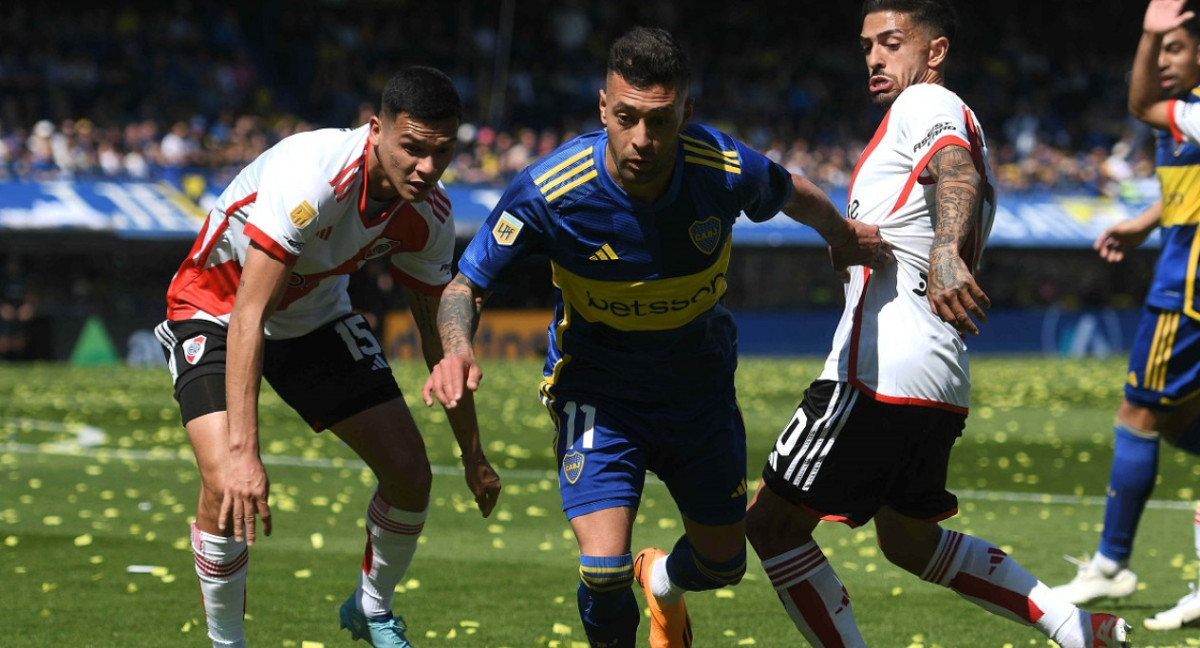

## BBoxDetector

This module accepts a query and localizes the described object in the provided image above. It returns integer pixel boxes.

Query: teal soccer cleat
[339,595,414,648]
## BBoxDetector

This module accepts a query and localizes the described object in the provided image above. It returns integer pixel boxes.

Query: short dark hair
[862,0,957,40]
[380,66,462,122]
[1180,11,1200,43]
[606,27,691,90]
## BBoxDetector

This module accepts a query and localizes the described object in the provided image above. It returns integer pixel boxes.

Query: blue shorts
[547,388,748,526]
[1125,306,1200,410]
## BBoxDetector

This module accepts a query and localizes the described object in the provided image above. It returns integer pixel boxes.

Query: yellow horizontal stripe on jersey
[1157,165,1200,227]
[544,169,599,202]
[683,143,740,166]
[534,147,594,186]
[679,133,737,158]
[552,239,732,331]
[685,155,742,174]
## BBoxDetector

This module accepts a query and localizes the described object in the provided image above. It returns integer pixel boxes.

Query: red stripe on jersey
[426,189,450,223]
[390,266,448,296]
[243,222,299,265]
[166,258,240,321]
[949,572,1044,623]
[224,192,258,217]
[845,266,969,415]
[848,111,891,200]
[785,581,848,648]
[1168,99,1185,144]
[889,135,970,215]
[850,376,969,414]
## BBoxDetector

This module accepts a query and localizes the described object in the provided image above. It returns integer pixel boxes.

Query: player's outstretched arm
[1095,200,1162,263]
[780,172,893,273]
[1130,1,1196,128]
[422,273,489,409]
[407,285,501,517]
[926,145,990,336]
[221,241,291,545]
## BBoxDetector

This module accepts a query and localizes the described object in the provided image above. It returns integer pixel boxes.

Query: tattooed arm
[925,145,991,335]
[421,273,491,408]
[407,281,500,517]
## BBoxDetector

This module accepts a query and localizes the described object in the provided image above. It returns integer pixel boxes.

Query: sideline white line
[2,440,1197,511]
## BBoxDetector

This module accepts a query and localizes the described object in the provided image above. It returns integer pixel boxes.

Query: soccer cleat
[1143,583,1200,630]
[634,547,693,648]
[1051,555,1138,605]
[338,594,414,648]
[1088,613,1131,648]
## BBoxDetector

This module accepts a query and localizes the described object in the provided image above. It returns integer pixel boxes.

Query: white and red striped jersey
[165,124,455,339]
[819,83,996,413]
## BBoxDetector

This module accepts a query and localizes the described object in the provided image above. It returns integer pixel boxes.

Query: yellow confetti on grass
[4,536,17,547]
[294,569,312,579]
[43,516,62,526]
[301,642,325,648]
[552,622,573,635]
[459,620,481,628]
[311,533,324,549]
[737,639,756,646]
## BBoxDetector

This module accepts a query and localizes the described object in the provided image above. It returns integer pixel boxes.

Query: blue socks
[665,535,747,591]
[1097,422,1160,563]
[577,553,637,646]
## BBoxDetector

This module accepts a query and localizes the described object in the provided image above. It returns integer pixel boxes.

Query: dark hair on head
[1179,11,1200,43]
[862,0,957,40]
[607,26,691,90]
[380,66,462,122]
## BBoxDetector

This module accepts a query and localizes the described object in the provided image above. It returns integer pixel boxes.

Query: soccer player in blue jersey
[422,26,889,648]
[1054,0,1200,632]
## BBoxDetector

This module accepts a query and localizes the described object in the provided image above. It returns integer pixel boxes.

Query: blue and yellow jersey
[458,123,792,402]
[1152,86,1200,320]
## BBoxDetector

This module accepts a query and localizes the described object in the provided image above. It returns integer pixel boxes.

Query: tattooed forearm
[927,145,982,289]
[438,274,486,356]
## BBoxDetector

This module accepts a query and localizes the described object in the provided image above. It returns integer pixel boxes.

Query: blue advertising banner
[0,180,1159,248]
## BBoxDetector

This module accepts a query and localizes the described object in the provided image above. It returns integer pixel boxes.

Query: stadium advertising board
[0,180,1159,249]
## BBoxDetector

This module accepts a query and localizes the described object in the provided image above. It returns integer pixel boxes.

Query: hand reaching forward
[830,218,894,281]
[1094,219,1154,263]
[219,452,272,545]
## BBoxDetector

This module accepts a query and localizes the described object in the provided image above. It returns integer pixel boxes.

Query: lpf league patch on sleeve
[289,200,317,228]
[491,212,524,246]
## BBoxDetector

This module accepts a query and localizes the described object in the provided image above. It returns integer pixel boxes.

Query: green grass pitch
[3,357,1200,647]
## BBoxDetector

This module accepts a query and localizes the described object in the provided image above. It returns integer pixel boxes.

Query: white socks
[356,490,427,619]
[760,541,867,648]
[650,554,685,605]
[922,529,1093,647]
[191,523,249,648]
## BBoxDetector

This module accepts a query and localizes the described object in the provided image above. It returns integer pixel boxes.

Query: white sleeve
[389,188,455,294]
[244,142,340,262]
[1170,99,1200,145]
[893,84,973,173]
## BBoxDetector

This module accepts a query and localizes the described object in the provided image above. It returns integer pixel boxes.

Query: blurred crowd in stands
[0,1,1169,202]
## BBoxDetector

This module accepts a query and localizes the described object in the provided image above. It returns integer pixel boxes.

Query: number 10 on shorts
[562,401,596,450]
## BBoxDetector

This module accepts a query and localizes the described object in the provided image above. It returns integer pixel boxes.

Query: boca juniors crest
[562,451,585,484]
[183,335,207,365]
[689,216,721,254]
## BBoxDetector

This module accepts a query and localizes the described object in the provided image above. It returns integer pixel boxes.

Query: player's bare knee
[377,454,432,498]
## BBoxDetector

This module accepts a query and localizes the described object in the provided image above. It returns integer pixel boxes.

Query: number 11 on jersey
[562,401,596,450]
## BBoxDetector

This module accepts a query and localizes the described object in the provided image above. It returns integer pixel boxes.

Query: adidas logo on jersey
[589,243,619,261]
[371,355,389,371]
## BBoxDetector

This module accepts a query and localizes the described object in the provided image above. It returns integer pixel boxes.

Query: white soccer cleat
[1143,583,1200,631]
[1051,555,1138,605]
